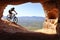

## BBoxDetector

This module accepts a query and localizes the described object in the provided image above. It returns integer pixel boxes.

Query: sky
[3,2,45,17]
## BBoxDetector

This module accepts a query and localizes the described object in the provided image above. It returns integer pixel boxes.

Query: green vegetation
[18,17,45,30]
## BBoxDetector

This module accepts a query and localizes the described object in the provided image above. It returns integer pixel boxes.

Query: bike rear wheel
[6,15,11,21]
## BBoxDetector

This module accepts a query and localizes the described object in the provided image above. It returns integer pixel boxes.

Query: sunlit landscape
[2,16,45,30]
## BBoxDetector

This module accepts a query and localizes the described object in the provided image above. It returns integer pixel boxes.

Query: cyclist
[8,7,17,19]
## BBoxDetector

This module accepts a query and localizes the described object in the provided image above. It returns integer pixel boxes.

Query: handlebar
[14,10,17,14]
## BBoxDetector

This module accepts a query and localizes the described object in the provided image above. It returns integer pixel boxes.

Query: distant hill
[18,16,45,21]
[2,16,45,30]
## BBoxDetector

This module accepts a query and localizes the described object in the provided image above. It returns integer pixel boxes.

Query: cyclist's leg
[9,14,12,19]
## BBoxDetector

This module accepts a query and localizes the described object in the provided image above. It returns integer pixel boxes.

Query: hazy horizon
[3,15,45,17]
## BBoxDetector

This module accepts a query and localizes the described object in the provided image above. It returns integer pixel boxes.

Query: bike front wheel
[13,17,18,23]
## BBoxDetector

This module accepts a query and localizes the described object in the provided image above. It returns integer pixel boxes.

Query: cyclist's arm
[14,10,17,14]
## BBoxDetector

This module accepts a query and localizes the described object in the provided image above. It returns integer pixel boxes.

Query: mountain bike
[6,14,18,23]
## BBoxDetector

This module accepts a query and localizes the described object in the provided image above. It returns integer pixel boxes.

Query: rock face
[0,0,59,40]
[0,20,29,33]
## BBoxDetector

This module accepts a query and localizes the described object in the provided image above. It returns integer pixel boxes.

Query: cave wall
[42,0,58,31]
[0,0,59,34]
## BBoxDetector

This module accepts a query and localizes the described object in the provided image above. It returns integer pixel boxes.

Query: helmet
[11,7,15,11]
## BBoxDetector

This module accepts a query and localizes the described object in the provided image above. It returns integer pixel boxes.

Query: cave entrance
[2,2,45,31]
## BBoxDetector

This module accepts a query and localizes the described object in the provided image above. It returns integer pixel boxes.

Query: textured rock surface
[0,20,29,33]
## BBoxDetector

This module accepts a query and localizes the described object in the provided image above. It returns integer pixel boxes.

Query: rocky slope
[0,19,29,33]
